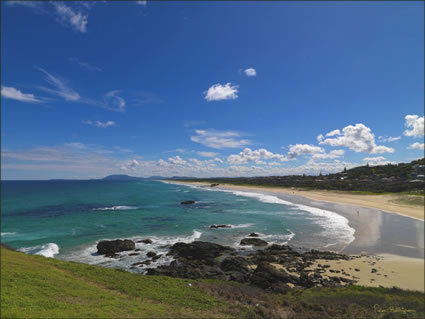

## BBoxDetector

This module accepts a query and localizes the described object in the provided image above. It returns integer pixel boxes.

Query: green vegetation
[2,246,424,318]
[184,158,425,194]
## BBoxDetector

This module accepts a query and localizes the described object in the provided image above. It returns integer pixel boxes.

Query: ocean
[1,180,355,273]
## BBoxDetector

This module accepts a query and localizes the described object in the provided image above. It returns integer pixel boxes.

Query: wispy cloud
[378,136,401,143]
[244,68,256,77]
[103,90,126,112]
[130,91,163,105]
[198,151,218,158]
[37,67,81,101]
[1,85,43,103]
[136,1,147,6]
[6,1,45,11]
[68,57,102,72]
[190,130,251,149]
[82,120,116,128]
[52,2,88,33]
[204,83,239,101]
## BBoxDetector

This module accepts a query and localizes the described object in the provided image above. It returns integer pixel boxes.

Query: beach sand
[167,181,425,292]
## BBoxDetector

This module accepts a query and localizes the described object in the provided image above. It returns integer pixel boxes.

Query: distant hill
[102,175,145,181]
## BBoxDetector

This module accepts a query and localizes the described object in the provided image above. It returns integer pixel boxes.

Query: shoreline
[164,180,424,292]
[167,181,424,221]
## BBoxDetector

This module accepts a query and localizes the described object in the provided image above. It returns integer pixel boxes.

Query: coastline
[165,180,425,292]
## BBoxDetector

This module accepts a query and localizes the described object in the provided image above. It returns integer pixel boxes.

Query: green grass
[1,246,233,318]
[2,246,424,318]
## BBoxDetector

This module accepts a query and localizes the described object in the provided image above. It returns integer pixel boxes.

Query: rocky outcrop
[180,200,195,205]
[97,239,135,256]
[209,224,232,229]
[248,232,260,237]
[146,242,357,293]
[240,238,268,246]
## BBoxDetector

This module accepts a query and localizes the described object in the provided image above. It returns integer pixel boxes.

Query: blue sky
[1,1,424,180]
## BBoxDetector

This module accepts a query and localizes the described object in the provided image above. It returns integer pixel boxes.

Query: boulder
[181,200,195,205]
[147,251,157,258]
[248,232,260,237]
[240,238,268,246]
[97,239,135,256]
[209,224,232,229]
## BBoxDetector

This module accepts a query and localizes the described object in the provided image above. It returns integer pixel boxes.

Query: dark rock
[169,241,235,260]
[210,184,219,187]
[371,268,377,273]
[248,232,260,237]
[209,224,232,229]
[137,239,153,244]
[147,251,157,258]
[220,256,250,273]
[96,239,135,256]
[181,200,195,205]
[240,238,268,246]
[128,253,140,256]
[152,254,162,260]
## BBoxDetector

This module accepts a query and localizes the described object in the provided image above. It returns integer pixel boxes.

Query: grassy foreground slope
[2,246,425,318]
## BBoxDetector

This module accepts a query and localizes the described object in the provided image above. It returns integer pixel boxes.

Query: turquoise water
[1,180,354,272]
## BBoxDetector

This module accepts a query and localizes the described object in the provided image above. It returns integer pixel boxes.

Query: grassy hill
[2,245,424,318]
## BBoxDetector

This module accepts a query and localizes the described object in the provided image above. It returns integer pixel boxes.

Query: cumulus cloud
[404,115,424,138]
[325,129,341,137]
[198,151,218,157]
[168,156,187,165]
[120,159,140,171]
[288,144,324,159]
[190,130,250,149]
[409,142,424,150]
[52,2,88,33]
[318,124,394,154]
[82,120,116,128]
[1,86,43,103]
[204,83,239,101]
[227,148,288,164]
[362,156,394,166]
[378,136,401,143]
[244,68,256,77]
[37,67,81,101]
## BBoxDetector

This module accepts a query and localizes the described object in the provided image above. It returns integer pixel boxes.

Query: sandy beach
[167,181,425,292]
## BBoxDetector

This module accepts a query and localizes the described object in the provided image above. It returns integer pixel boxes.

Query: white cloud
[198,151,218,157]
[103,91,126,112]
[204,83,239,101]
[288,144,324,159]
[362,156,393,166]
[325,129,341,137]
[244,68,256,77]
[52,2,88,33]
[227,148,288,164]
[1,86,43,103]
[378,136,401,143]
[312,149,345,160]
[6,1,44,10]
[409,142,424,150]
[404,115,424,138]
[318,123,394,154]
[190,130,250,149]
[136,1,147,5]
[37,67,80,101]
[168,156,187,165]
[82,120,116,128]
[68,58,102,72]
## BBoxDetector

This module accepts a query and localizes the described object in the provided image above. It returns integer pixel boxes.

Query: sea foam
[92,206,140,211]
[18,243,60,258]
